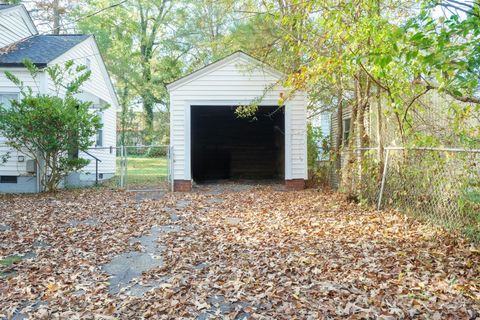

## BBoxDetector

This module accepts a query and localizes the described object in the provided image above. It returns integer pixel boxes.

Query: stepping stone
[102,251,164,294]
[193,262,208,270]
[225,217,241,225]
[21,252,36,260]
[175,199,190,209]
[129,226,165,253]
[67,219,99,227]
[104,225,172,294]
[207,198,224,204]
[11,300,48,320]
[135,192,165,202]
[33,240,49,248]
[207,295,225,305]
[159,225,181,233]
[126,277,169,297]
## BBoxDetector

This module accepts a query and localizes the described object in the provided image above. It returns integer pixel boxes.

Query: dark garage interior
[191,105,285,182]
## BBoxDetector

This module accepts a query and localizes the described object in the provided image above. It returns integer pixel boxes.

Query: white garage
[167,51,307,191]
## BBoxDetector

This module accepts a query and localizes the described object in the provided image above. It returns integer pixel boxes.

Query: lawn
[117,156,169,190]
[0,184,479,318]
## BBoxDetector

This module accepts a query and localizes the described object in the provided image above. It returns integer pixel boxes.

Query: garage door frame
[183,99,292,181]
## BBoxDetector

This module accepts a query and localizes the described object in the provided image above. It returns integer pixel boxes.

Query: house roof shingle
[0,4,19,10]
[0,34,91,67]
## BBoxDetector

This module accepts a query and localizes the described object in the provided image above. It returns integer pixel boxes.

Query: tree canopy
[18,0,478,149]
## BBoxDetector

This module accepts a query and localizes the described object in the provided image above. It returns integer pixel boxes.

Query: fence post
[377,148,390,210]
[95,159,99,185]
[123,145,128,190]
[169,146,174,192]
[119,146,124,188]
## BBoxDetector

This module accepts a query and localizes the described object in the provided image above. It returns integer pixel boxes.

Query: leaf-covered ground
[0,184,479,319]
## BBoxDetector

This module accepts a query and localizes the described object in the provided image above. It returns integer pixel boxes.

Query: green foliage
[307,123,327,169]
[75,0,285,145]
[307,124,319,169]
[0,59,103,192]
[235,104,259,119]
[75,0,181,144]
[146,146,167,158]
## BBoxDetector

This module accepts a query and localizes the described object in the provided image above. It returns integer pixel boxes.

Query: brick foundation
[174,180,192,192]
[285,179,306,190]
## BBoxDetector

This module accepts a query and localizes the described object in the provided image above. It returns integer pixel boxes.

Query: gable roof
[0,34,90,67]
[0,4,38,36]
[83,36,120,108]
[166,51,285,91]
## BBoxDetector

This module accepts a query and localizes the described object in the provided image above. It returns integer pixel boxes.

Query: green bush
[0,59,102,192]
[307,123,329,169]
[146,147,167,158]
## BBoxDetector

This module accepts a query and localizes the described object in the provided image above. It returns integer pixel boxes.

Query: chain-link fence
[378,148,479,239]
[326,147,480,241]
[122,145,171,191]
[67,145,172,191]
[0,144,173,192]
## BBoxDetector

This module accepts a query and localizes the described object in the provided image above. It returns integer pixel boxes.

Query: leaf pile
[0,186,479,319]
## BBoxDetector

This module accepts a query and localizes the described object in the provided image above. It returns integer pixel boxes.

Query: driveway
[0,183,479,319]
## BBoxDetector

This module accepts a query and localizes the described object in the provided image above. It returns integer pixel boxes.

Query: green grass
[0,255,23,278]
[0,255,22,267]
[464,190,480,204]
[100,156,169,190]
[117,156,169,190]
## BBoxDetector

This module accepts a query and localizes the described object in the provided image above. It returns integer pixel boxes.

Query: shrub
[146,147,167,158]
[0,59,104,192]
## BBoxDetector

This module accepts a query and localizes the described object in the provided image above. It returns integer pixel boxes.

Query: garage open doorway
[191,105,285,182]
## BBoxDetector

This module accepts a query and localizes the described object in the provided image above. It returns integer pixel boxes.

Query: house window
[85,58,91,70]
[0,176,18,184]
[96,112,104,147]
[343,118,351,145]
[0,93,18,110]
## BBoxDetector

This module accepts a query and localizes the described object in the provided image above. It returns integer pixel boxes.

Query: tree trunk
[120,82,129,147]
[343,77,358,195]
[376,85,384,177]
[335,91,343,182]
[142,92,155,144]
[52,0,60,35]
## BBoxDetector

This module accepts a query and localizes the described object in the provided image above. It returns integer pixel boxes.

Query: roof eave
[21,5,39,35]
[166,51,285,92]
[0,62,47,68]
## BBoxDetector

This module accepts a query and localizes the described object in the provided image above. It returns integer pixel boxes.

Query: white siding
[0,6,36,48]
[0,37,118,181]
[169,53,307,181]
[47,37,117,176]
[0,69,41,175]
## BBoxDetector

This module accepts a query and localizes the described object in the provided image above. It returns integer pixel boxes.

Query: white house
[167,51,307,191]
[0,4,118,193]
